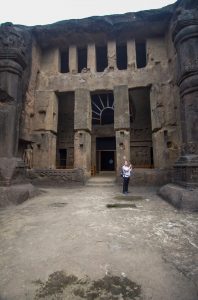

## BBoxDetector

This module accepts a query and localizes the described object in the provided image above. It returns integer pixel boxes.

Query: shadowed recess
[106,203,137,208]
[48,202,67,207]
[114,195,144,201]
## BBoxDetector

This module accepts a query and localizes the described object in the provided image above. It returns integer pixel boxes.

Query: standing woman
[121,160,132,194]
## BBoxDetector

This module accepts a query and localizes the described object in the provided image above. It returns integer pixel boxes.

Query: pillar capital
[172,9,198,42]
[172,9,198,90]
[0,23,27,70]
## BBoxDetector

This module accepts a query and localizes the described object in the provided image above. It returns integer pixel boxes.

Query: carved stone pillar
[69,45,77,74]
[159,9,198,211]
[108,40,117,70]
[0,23,28,186]
[87,43,96,73]
[74,88,92,177]
[172,9,198,187]
[114,85,130,175]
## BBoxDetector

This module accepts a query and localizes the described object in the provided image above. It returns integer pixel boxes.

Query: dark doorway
[101,151,115,171]
[56,92,74,168]
[59,149,67,168]
[96,137,116,172]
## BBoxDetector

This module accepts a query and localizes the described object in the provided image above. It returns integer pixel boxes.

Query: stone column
[33,91,58,169]
[41,48,59,74]
[108,40,117,70]
[114,85,130,175]
[127,39,136,69]
[0,24,27,185]
[172,9,198,187]
[87,43,96,73]
[69,45,77,74]
[159,8,198,211]
[74,88,92,177]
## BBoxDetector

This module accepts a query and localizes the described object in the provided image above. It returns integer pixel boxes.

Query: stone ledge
[159,183,198,212]
[117,168,172,186]
[28,168,85,185]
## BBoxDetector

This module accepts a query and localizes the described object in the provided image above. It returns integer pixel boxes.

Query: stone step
[86,176,116,187]
[86,182,116,187]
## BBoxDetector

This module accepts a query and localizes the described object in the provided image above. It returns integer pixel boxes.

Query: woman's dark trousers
[123,177,130,193]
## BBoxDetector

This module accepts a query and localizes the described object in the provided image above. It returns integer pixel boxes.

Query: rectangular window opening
[96,45,108,72]
[116,43,127,70]
[60,50,69,73]
[135,40,147,69]
[77,47,87,73]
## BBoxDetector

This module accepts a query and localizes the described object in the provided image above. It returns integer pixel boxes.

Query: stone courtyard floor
[0,185,197,300]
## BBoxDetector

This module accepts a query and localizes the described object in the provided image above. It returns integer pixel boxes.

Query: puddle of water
[106,203,137,209]
[49,203,67,208]
[114,195,144,201]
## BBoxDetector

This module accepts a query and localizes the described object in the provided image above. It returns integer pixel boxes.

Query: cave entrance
[129,87,153,168]
[96,137,116,172]
[56,92,74,169]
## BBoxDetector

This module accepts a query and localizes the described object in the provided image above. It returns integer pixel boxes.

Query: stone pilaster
[87,43,96,73]
[107,40,117,70]
[114,85,130,174]
[32,91,58,169]
[127,39,136,69]
[74,88,92,176]
[69,45,77,74]
[172,9,198,187]
[41,48,59,74]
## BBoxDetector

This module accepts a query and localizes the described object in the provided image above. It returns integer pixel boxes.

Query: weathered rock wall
[20,38,42,142]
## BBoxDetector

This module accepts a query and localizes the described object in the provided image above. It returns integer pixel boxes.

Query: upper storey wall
[32,1,175,91]
[38,36,170,92]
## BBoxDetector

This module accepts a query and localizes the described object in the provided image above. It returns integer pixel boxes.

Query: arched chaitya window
[92,93,114,125]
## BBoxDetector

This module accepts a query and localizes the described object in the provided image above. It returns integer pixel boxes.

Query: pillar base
[173,155,198,187]
[0,157,27,186]
[159,183,198,211]
[0,183,39,208]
